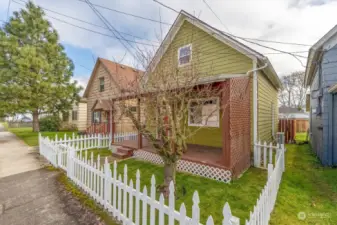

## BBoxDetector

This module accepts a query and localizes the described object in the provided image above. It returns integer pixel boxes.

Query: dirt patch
[56,174,106,225]
[56,173,119,225]
[0,140,8,144]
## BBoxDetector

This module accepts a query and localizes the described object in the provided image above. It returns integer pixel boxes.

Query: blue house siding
[332,94,337,164]
[322,45,337,165]
[310,44,337,165]
[310,69,324,162]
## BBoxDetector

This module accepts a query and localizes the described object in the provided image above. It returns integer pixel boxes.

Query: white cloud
[2,0,337,76]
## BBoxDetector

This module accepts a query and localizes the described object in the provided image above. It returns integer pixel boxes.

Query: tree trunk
[163,161,177,197]
[32,110,39,132]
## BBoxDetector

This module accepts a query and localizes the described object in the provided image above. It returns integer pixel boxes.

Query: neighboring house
[83,58,143,134]
[279,106,309,132]
[108,11,282,176]
[305,25,337,166]
[21,116,32,122]
[62,98,88,132]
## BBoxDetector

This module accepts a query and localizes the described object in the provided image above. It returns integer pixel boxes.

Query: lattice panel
[134,150,231,183]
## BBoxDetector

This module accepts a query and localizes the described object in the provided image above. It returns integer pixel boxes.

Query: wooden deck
[113,138,226,169]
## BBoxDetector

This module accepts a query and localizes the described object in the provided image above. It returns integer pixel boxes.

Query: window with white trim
[188,98,219,127]
[178,44,192,66]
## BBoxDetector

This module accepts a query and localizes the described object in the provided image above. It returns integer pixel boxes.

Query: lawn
[270,139,337,224]
[9,127,75,146]
[113,159,267,224]
[295,132,309,142]
[79,148,112,160]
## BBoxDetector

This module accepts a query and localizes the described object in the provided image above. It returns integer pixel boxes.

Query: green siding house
[109,11,282,177]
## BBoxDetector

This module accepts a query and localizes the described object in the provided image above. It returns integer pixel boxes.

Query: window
[72,110,78,121]
[188,98,219,127]
[92,111,101,123]
[178,44,192,66]
[128,106,137,113]
[62,112,69,122]
[99,77,104,92]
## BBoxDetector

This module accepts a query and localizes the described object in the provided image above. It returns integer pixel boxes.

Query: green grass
[57,173,119,225]
[295,132,308,142]
[9,127,75,146]
[114,159,267,224]
[80,148,112,160]
[270,143,337,224]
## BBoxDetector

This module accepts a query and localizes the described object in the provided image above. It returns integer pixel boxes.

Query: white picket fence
[39,134,286,225]
[39,136,240,225]
[43,132,138,151]
[253,141,283,169]
[247,143,285,225]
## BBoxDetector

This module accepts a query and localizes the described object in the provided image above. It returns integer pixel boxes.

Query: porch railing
[86,122,109,134]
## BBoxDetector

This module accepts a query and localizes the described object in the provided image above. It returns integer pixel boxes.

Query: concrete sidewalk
[0,125,107,224]
[0,169,80,225]
[0,125,43,178]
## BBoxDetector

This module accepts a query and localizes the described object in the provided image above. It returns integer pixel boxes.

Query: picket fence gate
[39,134,286,225]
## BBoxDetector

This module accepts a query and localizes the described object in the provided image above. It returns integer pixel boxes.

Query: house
[61,98,87,132]
[107,10,282,177]
[305,25,337,166]
[83,58,143,134]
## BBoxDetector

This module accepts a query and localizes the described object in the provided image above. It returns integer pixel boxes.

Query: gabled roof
[83,58,143,98]
[147,10,282,89]
[305,25,337,86]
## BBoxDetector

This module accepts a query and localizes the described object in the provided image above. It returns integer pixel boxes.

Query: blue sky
[1,0,337,94]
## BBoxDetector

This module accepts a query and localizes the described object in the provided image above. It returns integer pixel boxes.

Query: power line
[153,0,312,47]
[83,0,139,61]
[202,0,230,33]
[16,0,158,44]
[75,0,172,25]
[12,0,313,61]
[12,0,158,47]
[6,0,11,22]
[153,0,309,67]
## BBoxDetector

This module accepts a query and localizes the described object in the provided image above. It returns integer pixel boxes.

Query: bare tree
[110,36,251,196]
[278,71,307,110]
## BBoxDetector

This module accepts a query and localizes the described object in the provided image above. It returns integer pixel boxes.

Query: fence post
[98,133,102,149]
[104,157,110,209]
[267,164,273,178]
[67,146,73,179]
[38,133,42,154]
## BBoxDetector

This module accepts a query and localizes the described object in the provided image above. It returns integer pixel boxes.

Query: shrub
[59,123,78,131]
[39,115,61,131]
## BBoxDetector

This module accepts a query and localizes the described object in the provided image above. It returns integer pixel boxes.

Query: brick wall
[229,77,251,176]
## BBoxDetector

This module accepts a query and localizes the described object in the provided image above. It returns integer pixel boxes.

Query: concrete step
[112,151,129,159]
[117,147,134,156]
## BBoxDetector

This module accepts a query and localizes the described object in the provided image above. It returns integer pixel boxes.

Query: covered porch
[112,138,226,169]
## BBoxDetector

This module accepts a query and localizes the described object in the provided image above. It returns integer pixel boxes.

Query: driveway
[0,125,42,178]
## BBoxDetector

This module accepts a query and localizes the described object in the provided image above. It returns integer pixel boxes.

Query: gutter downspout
[246,59,269,147]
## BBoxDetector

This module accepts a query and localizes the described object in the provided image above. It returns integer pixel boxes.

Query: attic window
[120,65,125,69]
[99,77,104,92]
[178,44,192,66]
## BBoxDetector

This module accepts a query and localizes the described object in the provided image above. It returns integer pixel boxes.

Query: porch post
[137,98,143,149]
[110,100,114,144]
[221,81,231,169]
